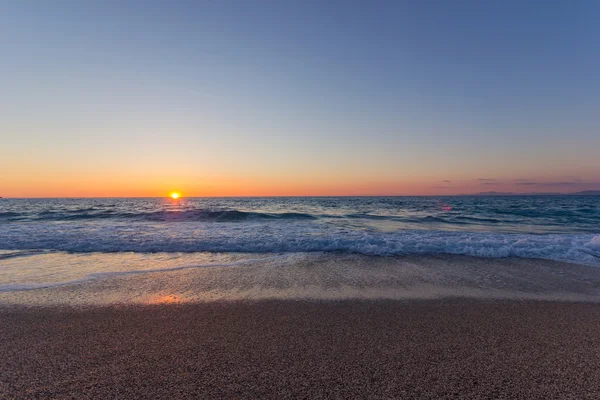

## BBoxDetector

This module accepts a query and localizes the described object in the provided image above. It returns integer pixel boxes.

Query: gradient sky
[1,0,599,197]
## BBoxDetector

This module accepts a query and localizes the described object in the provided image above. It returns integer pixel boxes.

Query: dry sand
[2,299,600,399]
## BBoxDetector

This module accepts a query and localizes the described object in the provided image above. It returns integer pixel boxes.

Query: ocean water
[1,196,600,304]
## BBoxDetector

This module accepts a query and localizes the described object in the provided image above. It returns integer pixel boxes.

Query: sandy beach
[2,299,600,399]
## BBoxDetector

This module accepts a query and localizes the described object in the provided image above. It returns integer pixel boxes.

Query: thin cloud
[515,182,539,186]
[442,180,451,183]
[516,181,579,187]
[559,177,583,182]
[477,178,497,182]
[548,182,578,186]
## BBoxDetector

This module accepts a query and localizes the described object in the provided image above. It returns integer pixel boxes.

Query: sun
[170,192,180,199]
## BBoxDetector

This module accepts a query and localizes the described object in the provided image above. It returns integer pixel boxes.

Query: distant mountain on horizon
[464,190,600,196]
[571,190,600,196]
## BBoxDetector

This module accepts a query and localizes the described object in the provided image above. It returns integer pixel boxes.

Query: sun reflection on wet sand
[147,294,187,305]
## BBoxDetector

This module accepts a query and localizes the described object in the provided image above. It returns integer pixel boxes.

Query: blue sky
[1,1,599,196]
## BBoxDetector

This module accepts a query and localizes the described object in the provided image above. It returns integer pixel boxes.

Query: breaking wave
[1,220,599,266]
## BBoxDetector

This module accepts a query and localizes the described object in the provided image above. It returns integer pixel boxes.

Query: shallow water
[1,252,600,306]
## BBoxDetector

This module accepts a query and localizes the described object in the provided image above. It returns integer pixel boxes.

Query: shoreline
[3,298,600,399]
[3,253,600,306]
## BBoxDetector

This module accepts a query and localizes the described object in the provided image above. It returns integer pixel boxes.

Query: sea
[1,196,600,305]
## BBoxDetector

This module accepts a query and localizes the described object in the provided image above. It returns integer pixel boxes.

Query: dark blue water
[1,196,599,265]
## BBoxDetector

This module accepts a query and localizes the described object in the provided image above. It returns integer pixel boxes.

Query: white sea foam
[0,220,599,266]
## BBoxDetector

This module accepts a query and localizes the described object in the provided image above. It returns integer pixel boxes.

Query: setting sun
[170,192,180,199]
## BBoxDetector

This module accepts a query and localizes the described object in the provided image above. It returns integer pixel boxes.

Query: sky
[1,0,599,197]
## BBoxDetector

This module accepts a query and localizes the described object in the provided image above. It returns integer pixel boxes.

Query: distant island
[573,190,600,196]
[463,190,600,196]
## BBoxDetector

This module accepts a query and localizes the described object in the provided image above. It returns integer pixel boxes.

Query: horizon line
[2,192,599,200]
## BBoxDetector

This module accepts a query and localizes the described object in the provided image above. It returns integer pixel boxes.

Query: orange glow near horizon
[1,172,599,198]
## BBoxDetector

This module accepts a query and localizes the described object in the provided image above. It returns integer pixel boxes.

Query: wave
[453,216,502,224]
[1,221,599,266]
[2,207,597,232]
[343,214,503,226]
[0,211,25,220]
[1,209,478,224]
[0,209,320,222]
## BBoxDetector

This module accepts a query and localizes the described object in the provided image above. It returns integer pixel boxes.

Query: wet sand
[2,299,600,399]
[4,254,600,306]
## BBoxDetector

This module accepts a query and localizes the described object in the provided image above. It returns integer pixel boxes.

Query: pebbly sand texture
[2,299,600,399]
